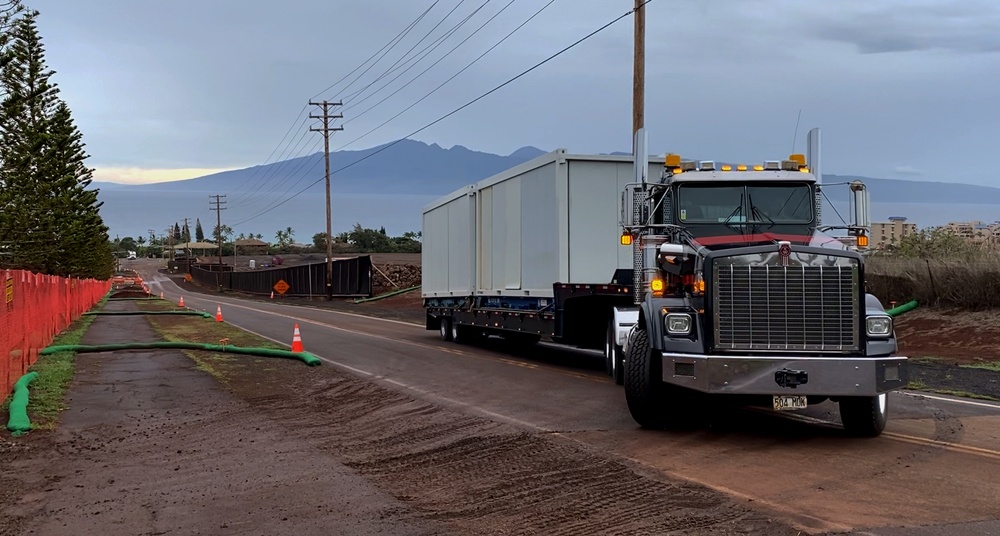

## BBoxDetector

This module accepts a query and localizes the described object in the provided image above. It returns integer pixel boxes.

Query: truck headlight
[665,313,692,335]
[866,315,892,337]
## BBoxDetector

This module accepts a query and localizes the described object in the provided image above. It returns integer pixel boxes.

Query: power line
[339,0,522,119]
[230,2,444,206]
[310,1,443,101]
[339,0,557,149]
[235,1,485,211]
[235,0,553,216]
[232,0,654,227]
[335,0,474,104]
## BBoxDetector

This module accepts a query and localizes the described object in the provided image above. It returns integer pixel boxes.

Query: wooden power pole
[633,0,645,153]
[309,99,343,301]
[210,194,227,265]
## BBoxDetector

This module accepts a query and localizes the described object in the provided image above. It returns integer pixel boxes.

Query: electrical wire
[336,0,475,105]
[310,1,441,100]
[237,0,493,210]
[235,0,551,214]
[339,0,498,113]
[340,0,556,148]
[232,0,653,227]
[229,2,442,206]
[339,0,524,120]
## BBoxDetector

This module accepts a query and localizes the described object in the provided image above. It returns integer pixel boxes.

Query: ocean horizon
[96,189,999,243]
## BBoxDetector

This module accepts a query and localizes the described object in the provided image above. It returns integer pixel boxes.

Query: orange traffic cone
[291,323,304,352]
[160,292,164,299]
[215,305,224,322]
[270,291,274,299]
[178,296,184,307]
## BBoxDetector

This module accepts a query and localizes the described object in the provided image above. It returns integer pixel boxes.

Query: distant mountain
[88,139,1000,240]
[822,174,1000,205]
[92,139,549,196]
[89,140,1000,206]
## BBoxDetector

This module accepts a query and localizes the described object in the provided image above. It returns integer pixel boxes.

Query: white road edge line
[148,276,550,432]
[898,390,1000,410]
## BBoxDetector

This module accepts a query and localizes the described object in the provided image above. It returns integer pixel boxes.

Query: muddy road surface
[138,265,1000,535]
[5,262,1000,535]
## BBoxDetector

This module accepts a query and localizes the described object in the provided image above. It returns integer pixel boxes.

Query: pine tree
[40,102,112,278]
[195,218,205,241]
[0,10,67,272]
[173,222,181,241]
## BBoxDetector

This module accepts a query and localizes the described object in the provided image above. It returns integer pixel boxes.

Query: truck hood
[684,225,849,251]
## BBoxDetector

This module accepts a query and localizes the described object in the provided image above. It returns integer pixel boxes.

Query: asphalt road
[136,262,1000,536]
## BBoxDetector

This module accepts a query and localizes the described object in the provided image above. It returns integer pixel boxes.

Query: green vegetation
[866,229,1000,310]
[0,6,114,278]
[1,313,98,430]
[962,362,1000,373]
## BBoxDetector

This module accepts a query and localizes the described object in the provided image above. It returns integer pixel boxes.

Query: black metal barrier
[190,255,372,298]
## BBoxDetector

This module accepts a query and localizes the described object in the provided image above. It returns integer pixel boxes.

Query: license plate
[773,395,807,411]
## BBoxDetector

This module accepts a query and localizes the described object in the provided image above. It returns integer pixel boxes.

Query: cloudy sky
[27,0,1000,187]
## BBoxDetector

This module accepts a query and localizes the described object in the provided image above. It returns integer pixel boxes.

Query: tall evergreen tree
[0,8,113,278]
[173,222,181,241]
[182,221,191,243]
[0,9,66,272]
[195,218,204,241]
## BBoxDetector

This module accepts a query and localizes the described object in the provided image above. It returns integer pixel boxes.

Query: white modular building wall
[422,150,666,299]
[421,185,476,298]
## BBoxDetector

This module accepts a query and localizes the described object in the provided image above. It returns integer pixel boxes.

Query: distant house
[234,238,269,255]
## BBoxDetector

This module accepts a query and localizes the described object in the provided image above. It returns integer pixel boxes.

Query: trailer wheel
[624,327,673,429]
[439,318,453,341]
[605,321,624,386]
[839,393,888,437]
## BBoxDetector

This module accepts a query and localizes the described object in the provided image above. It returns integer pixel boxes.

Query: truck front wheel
[839,393,889,437]
[624,327,673,429]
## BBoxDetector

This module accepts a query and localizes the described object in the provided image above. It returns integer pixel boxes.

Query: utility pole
[632,0,645,154]
[209,194,227,267]
[182,217,192,260]
[309,99,343,301]
[164,226,174,261]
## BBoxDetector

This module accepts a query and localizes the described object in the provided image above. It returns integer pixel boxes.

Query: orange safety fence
[1,269,110,397]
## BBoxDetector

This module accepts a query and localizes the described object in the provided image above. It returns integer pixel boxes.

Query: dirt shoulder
[2,295,804,535]
[0,300,443,536]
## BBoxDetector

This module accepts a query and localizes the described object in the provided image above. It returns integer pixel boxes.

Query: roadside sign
[273,279,290,295]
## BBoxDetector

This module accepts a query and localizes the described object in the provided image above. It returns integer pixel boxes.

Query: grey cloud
[809,1,1000,54]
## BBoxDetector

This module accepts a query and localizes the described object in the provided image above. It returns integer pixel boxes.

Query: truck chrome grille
[713,264,859,352]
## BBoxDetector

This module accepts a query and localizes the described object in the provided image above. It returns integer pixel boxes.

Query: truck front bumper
[660,353,908,397]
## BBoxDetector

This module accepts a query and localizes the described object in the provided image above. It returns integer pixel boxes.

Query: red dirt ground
[894,308,1000,364]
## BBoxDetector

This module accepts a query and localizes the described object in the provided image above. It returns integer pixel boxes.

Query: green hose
[886,300,918,317]
[39,342,321,366]
[353,284,420,304]
[83,311,213,319]
[108,298,162,301]
[6,372,39,436]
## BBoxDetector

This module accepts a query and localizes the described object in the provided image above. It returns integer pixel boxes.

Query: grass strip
[1,311,100,432]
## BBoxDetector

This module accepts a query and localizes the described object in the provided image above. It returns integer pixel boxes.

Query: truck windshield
[676,183,814,224]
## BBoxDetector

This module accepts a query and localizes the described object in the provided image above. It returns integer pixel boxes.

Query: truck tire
[839,393,888,437]
[605,321,624,386]
[624,327,672,429]
[440,318,453,341]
